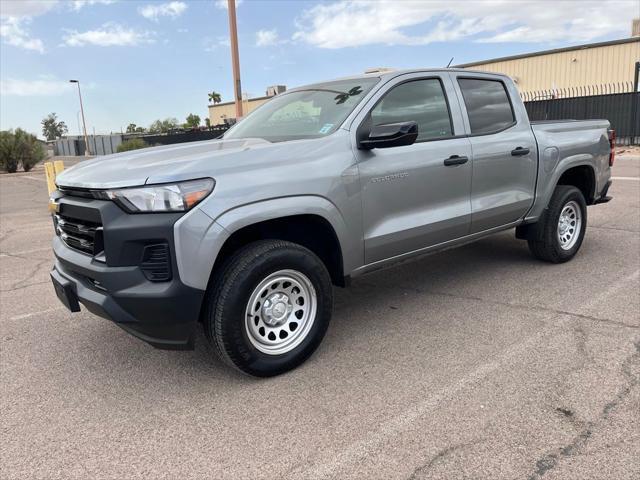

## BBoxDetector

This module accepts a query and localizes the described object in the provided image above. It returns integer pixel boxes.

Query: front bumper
[50,194,205,350]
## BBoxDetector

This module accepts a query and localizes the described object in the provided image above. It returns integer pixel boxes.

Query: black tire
[527,185,587,263]
[203,240,333,377]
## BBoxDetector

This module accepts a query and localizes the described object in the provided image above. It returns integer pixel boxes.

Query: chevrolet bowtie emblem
[48,198,60,214]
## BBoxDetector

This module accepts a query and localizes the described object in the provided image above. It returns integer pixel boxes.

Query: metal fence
[522,83,639,144]
[52,127,231,156]
[136,127,229,146]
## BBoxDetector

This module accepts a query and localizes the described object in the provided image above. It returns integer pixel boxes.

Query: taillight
[608,129,616,167]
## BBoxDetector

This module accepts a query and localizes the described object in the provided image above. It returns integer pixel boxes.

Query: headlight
[106,178,215,213]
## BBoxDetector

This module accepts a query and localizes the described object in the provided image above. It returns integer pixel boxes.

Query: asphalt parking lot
[1,156,639,480]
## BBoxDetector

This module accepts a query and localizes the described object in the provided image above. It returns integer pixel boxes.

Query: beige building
[455,36,639,97]
[208,85,286,125]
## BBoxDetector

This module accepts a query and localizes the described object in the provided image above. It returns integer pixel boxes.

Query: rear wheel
[527,185,587,263]
[203,240,333,377]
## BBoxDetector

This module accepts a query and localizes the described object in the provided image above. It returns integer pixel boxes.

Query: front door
[355,76,473,264]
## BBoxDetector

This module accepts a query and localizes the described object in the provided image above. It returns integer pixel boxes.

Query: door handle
[444,155,469,166]
[511,147,530,156]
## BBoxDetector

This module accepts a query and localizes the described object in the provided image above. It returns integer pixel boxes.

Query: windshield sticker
[319,123,334,134]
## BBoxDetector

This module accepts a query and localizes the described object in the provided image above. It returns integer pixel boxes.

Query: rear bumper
[52,238,204,349]
[593,180,613,205]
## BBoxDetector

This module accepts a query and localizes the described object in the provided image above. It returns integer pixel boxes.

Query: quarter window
[457,78,515,134]
[370,79,453,142]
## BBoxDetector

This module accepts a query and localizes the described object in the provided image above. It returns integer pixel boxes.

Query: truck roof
[291,68,511,91]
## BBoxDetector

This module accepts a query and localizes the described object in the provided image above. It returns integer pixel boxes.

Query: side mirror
[358,121,418,150]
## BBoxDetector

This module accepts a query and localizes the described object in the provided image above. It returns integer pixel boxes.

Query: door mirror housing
[358,121,419,150]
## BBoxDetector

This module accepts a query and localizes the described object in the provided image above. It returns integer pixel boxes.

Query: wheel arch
[555,164,596,205]
[212,197,351,288]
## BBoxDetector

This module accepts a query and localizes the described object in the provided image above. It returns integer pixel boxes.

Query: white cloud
[0,0,56,53]
[0,77,70,96]
[63,23,154,47]
[255,29,284,47]
[69,0,116,10]
[0,16,45,53]
[138,1,187,21]
[214,0,242,10]
[293,0,635,49]
[203,35,230,51]
[0,0,58,17]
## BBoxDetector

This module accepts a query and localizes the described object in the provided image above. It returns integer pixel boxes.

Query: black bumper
[50,194,205,350]
[594,180,613,205]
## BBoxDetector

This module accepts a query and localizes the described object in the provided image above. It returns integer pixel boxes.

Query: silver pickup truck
[50,69,615,376]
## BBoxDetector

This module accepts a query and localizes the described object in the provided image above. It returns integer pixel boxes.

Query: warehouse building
[455,35,639,98]
[208,85,286,125]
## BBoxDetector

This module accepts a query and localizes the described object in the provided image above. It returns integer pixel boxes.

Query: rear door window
[457,78,515,134]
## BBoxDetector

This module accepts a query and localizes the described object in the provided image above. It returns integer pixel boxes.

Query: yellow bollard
[44,162,56,195]
[53,160,64,175]
[44,160,65,196]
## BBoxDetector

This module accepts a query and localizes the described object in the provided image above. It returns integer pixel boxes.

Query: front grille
[54,214,103,255]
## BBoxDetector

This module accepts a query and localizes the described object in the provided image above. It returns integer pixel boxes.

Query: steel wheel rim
[245,269,317,355]
[557,200,582,250]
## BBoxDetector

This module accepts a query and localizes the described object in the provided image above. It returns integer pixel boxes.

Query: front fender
[215,195,358,272]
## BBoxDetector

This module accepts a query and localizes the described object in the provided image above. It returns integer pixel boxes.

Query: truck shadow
[80,230,537,383]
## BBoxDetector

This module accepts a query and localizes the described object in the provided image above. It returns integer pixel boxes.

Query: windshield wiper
[301,86,364,104]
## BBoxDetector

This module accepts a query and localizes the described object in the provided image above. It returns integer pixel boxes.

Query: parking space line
[0,247,52,258]
[10,307,64,321]
[13,175,47,183]
[611,176,640,181]
[299,268,640,479]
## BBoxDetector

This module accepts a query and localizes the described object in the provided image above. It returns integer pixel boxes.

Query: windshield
[223,78,379,142]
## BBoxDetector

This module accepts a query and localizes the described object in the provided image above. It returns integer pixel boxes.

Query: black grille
[55,214,103,255]
[140,244,171,282]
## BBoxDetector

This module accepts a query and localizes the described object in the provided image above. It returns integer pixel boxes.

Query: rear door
[452,75,537,233]
[353,73,473,264]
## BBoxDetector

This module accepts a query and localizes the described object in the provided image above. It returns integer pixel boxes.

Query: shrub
[0,131,18,173]
[117,138,148,153]
[0,129,45,173]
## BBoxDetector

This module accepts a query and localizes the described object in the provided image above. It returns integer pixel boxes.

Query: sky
[1,0,637,138]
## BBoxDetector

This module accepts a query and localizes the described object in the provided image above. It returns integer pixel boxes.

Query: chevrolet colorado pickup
[50,69,615,376]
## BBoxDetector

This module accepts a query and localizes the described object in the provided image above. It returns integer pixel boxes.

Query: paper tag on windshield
[319,123,334,134]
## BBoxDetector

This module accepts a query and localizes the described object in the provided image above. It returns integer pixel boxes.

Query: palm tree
[208,91,222,105]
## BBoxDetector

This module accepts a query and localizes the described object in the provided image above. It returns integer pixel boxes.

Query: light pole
[227,0,243,119]
[69,79,91,156]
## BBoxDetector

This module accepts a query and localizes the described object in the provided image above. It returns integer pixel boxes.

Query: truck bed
[526,118,611,221]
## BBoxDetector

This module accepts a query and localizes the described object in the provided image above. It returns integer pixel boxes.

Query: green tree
[117,138,148,153]
[148,118,179,134]
[205,118,211,128]
[208,91,222,104]
[148,119,163,134]
[41,113,68,141]
[0,129,45,173]
[126,123,138,133]
[184,113,201,129]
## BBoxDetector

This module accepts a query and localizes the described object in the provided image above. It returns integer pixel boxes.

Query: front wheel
[203,240,333,377]
[527,185,587,263]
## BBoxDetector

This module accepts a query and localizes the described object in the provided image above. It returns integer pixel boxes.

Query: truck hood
[55,137,281,189]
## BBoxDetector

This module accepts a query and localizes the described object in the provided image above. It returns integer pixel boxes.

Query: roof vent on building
[266,85,286,97]
[364,67,395,74]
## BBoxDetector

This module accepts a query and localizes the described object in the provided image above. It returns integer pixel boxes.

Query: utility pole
[227,0,243,119]
[69,80,92,156]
